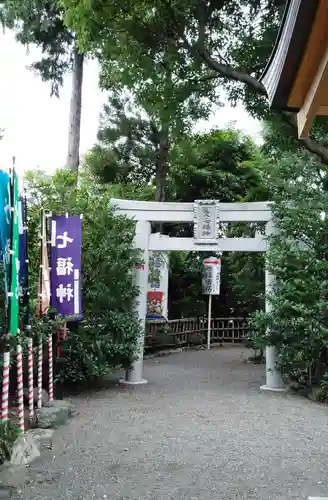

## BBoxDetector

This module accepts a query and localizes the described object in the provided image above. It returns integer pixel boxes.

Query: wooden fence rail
[145,317,250,347]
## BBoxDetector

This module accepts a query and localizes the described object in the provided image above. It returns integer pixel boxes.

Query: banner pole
[1,166,14,423]
[207,294,212,350]
[48,333,53,403]
[27,337,34,420]
[1,352,10,422]
[16,343,24,432]
[1,164,17,424]
[45,213,54,403]
[37,208,44,410]
[22,189,34,421]
[37,336,42,410]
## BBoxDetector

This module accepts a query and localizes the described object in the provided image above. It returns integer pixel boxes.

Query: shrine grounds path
[12,347,328,500]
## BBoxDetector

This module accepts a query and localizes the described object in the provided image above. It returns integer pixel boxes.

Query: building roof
[260,0,328,137]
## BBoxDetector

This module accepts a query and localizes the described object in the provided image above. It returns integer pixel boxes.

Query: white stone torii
[110,198,286,393]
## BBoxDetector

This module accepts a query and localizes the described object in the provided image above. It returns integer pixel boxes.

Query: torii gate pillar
[260,220,286,392]
[120,220,151,385]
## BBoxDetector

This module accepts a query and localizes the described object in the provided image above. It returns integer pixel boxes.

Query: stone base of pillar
[118,366,148,386]
[260,384,287,393]
[263,345,286,393]
[119,378,148,386]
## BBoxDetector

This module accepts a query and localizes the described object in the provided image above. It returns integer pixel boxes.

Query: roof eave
[260,0,320,110]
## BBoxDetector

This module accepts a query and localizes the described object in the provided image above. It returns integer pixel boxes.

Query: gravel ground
[11,347,328,500]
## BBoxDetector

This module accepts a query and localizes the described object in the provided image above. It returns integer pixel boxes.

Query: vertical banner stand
[11,163,24,430]
[27,336,34,421]
[37,208,44,410]
[48,333,53,403]
[1,352,10,422]
[37,336,42,410]
[1,167,14,424]
[16,343,24,432]
[207,294,212,350]
[45,213,54,404]
[22,188,34,421]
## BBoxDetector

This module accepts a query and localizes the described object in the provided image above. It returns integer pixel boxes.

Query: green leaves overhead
[61,0,281,112]
[85,92,161,186]
[60,0,328,165]
[168,128,265,202]
[251,151,328,385]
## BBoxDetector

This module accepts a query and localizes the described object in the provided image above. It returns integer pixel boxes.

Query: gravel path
[12,347,328,500]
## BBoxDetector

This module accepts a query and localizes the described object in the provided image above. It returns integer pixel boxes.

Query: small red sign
[203,259,221,265]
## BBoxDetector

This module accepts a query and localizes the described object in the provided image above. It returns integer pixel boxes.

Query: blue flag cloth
[18,196,30,328]
[0,171,11,302]
[18,197,28,303]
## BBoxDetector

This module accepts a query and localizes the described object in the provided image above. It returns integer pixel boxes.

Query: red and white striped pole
[27,337,34,421]
[1,352,10,422]
[16,344,24,433]
[37,336,42,409]
[48,334,53,403]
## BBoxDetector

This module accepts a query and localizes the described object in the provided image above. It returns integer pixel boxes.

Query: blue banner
[18,197,28,305]
[0,171,11,302]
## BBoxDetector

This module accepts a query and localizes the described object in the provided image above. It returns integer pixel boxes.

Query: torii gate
[110,198,286,393]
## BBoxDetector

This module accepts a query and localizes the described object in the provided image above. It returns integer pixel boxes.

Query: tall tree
[85,84,214,201]
[67,0,219,200]
[1,0,84,172]
[85,91,171,199]
[61,0,328,167]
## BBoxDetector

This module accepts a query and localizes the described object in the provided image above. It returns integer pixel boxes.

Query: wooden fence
[145,317,250,347]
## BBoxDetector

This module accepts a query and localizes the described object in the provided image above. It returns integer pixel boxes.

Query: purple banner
[50,215,82,321]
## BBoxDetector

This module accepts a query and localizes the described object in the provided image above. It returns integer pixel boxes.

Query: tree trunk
[66,48,84,173]
[155,126,169,202]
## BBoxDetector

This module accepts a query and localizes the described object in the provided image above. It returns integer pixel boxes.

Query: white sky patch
[0,29,262,176]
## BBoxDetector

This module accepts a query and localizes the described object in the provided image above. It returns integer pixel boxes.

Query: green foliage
[169,252,205,319]
[168,129,264,203]
[252,152,328,385]
[31,308,64,342]
[56,318,138,383]
[261,117,328,166]
[166,129,268,318]
[61,0,328,165]
[0,421,20,464]
[86,86,214,200]
[227,248,265,317]
[25,169,141,383]
[85,92,163,186]
[318,373,328,402]
[63,0,219,199]
[61,0,280,118]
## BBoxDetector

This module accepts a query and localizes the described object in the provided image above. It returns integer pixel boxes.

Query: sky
[0,29,262,176]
